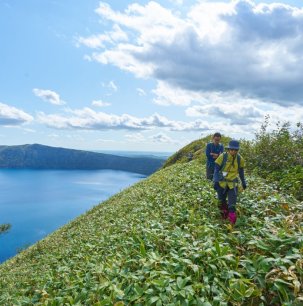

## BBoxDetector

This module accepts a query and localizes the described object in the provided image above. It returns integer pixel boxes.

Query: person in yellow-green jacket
[213,140,247,224]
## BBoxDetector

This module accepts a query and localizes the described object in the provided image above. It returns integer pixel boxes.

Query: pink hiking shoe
[220,203,228,219]
[228,212,237,224]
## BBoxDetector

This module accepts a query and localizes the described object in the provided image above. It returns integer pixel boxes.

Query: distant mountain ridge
[0,144,164,175]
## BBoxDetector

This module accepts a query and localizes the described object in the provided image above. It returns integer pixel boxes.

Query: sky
[1,0,303,152]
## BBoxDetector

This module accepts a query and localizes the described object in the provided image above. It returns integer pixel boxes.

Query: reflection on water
[0,169,145,263]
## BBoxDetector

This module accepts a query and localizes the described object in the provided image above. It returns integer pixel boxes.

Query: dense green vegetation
[240,119,303,201]
[163,120,303,201]
[0,224,10,235]
[0,144,164,175]
[162,135,231,169]
[0,159,302,305]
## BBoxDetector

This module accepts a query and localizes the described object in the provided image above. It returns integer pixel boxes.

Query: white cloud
[124,131,178,144]
[80,1,303,107]
[102,81,118,92]
[92,100,111,107]
[93,44,155,78]
[259,104,303,126]
[88,1,185,78]
[96,138,116,143]
[186,104,263,125]
[149,132,176,143]
[36,107,211,132]
[21,127,36,133]
[169,0,183,5]
[153,81,204,106]
[136,88,146,96]
[109,81,118,91]
[48,133,60,138]
[125,132,145,142]
[110,24,129,42]
[77,34,110,49]
[95,2,182,36]
[185,91,303,126]
[0,102,33,126]
[33,88,65,105]
[77,24,128,49]
[35,104,299,140]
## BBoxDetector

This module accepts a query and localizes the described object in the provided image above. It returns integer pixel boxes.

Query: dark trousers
[206,165,214,180]
[217,185,238,213]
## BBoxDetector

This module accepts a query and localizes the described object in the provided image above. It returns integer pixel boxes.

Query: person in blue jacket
[205,132,224,180]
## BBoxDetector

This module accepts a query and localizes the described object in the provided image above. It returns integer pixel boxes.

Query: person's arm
[213,154,223,189]
[213,163,221,182]
[213,163,221,189]
[211,144,224,159]
[239,167,247,189]
[205,143,212,160]
[239,156,246,189]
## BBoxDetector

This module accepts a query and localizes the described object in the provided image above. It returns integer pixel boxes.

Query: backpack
[219,152,241,175]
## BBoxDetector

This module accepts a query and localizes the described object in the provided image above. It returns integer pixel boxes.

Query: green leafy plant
[0,224,11,235]
[0,160,302,305]
[241,118,303,200]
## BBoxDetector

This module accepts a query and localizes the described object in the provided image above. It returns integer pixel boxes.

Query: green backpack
[219,152,241,178]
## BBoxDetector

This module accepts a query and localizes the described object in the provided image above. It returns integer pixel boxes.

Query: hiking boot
[219,203,228,219]
[228,212,237,224]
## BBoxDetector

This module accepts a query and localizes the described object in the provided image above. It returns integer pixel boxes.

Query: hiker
[205,132,224,180]
[213,139,247,224]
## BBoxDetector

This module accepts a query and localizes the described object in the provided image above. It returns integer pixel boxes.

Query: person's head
[226,139,240,156]
[212,132,221,145]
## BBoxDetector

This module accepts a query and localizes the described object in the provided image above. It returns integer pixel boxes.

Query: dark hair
[213,132,222,138]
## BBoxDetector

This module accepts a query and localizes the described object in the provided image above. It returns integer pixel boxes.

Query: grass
[162,135,231,169]
[0,160,302,305]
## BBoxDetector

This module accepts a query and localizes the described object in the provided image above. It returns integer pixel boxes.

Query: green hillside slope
[0,160,302,305]
[162,135,231,169]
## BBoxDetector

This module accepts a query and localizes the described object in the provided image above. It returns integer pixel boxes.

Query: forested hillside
[0,158,302,305]
[0,144,164,175]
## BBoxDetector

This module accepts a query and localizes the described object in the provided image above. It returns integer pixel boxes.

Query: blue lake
[0,169,145,263]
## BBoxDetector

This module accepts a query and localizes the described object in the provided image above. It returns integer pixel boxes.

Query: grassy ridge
[162,135,231,169]
[0,160,302,305]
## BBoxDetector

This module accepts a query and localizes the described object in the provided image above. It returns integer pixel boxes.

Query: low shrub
[241,118,303,200]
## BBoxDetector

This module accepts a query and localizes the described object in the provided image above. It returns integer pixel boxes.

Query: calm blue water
[0,169,145,263]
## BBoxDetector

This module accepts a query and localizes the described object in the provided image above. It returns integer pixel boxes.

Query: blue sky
[1,0,303,152]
